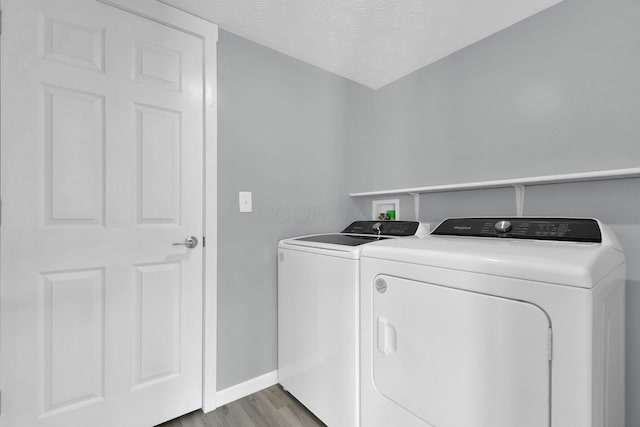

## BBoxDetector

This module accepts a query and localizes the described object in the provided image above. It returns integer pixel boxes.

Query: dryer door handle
[377,317,397,356]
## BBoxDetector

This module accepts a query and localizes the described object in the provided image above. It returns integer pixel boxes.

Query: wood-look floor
[156,384,326,427]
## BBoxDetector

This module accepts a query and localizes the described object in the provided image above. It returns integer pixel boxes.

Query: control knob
[494,220,512,233]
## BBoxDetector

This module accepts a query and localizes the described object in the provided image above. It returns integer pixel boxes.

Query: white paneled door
[0,1,208,426]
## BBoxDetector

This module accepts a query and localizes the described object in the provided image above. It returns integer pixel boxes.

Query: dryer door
[372,275,551,427]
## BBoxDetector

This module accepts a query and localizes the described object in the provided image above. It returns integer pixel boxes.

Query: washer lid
[361,221,625,288]
[293,234,388,246]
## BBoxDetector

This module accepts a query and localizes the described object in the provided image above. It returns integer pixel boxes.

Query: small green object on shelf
[386,210,396,220]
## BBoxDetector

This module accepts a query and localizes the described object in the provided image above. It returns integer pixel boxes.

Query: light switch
[239,191,252,213]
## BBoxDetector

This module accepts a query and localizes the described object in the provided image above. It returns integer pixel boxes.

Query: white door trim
[96,0,219,412]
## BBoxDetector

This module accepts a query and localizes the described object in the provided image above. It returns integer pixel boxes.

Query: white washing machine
[360,217,625,427]
[278,221,427,427]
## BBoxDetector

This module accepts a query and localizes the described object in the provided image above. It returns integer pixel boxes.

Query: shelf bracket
[513,185,525,217]
[409,193,420,221]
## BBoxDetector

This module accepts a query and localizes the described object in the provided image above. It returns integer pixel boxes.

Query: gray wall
[217,30,370,390]
[354,0,640,193]
[350,0,640,424]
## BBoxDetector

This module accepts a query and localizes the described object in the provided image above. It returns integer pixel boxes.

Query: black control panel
[432,217,602,243]
[342,220,420,237]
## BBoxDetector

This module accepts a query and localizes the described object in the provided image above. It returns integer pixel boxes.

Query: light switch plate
[239,191,252,212]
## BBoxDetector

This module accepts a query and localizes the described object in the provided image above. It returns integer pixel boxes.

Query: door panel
[372,275,551,427]
[1,1,205,426]
[136,104,182,224]
[44,85,105,225]
[43,269,105,413]
[134,262,181,387]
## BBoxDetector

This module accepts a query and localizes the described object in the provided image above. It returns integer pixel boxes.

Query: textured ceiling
[159,0,564,89]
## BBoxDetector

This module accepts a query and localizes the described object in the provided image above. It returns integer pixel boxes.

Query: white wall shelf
[350,167,640,217]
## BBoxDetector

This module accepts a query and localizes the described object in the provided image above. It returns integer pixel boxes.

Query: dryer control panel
[342,221,420,236]
[432,217,602,243]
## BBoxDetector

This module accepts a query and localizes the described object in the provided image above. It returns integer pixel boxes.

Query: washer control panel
[432,217,602,243]
[342,220,420,237]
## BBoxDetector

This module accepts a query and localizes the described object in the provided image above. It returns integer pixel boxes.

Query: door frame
[0,0,219,413]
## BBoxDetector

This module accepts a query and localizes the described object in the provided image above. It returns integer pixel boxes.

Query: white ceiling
[159,0,564,89]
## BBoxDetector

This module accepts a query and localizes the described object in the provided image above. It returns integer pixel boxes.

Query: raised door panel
[42,14,105,72]
[134,262,181,387]
[43,86,105,225]
[133,41,182,90]
[135,104,182,224]
[42,269,105,415]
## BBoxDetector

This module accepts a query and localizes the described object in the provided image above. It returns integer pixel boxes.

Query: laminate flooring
[156,384,326,427]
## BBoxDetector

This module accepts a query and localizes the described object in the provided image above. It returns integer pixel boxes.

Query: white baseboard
[215,370,278,407]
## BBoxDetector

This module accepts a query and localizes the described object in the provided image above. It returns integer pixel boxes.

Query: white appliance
[360,217,625,427]
[278,221,427,426]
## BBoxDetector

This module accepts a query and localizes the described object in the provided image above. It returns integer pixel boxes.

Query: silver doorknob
[172,236,198,249]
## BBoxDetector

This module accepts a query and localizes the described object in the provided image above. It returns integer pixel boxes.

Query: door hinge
[547,328,553,361]
[202,236,206,247]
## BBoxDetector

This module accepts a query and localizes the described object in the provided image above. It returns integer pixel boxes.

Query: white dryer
[278,221,427,427]
[360,217,625,427]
